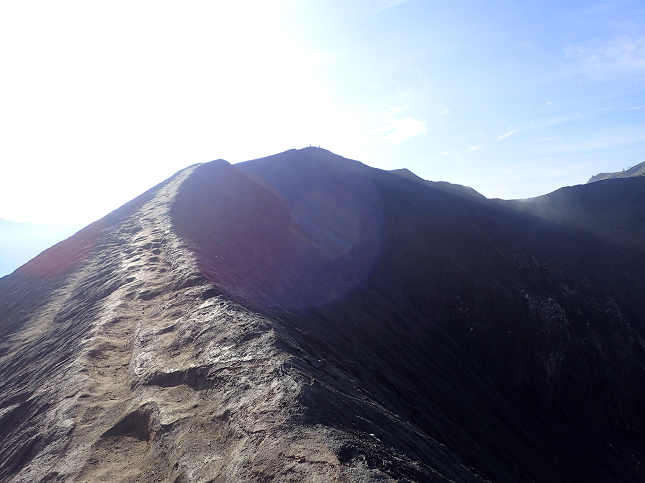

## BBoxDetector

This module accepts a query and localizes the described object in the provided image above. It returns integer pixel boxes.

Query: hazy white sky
[1,0,644,224]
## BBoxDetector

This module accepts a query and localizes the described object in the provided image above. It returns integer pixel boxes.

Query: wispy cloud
[440,151,451,155]
[565,36,645,78]
[627,105,645,110]
[468,145,482,151]
[496,129,518,141]
[371,109,426,145]
[438,107,449,115]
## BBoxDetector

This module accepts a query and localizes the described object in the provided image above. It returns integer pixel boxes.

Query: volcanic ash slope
[0,156,477,482]
[1,147,645,482]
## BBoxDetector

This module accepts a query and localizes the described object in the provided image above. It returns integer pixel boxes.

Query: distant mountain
[0,218,85,277]
[1,148,645,482]
[588,160,645,183]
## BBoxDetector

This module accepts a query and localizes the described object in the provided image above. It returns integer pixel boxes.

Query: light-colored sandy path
[1,161,485,483]
[0,166,351,483]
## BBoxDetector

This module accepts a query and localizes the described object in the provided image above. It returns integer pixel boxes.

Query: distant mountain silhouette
[588,159,645,183]
[1,147,644,482]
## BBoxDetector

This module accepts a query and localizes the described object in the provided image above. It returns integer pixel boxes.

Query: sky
[1,0,644,225]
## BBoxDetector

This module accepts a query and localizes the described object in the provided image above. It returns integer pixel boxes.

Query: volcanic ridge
[1,147,645,482]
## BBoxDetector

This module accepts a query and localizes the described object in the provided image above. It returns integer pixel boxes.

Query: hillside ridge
[1,148,644,482]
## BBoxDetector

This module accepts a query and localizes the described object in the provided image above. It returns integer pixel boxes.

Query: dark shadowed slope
[230,148,645,482]
[388,168,486,200]
[1,159,483,482]
[1,147,645,482]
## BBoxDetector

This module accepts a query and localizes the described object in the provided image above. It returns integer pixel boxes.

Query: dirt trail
[0,166,195,481]
[2,165,426,482]
[8,149,639,482]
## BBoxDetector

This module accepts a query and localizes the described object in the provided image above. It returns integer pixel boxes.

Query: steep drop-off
[1,147,645,482]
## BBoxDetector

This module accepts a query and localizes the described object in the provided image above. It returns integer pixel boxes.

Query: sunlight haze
[1,0,644,224]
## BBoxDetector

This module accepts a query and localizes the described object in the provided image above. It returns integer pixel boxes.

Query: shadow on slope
[172,148,645,482]
[172,152,382,311]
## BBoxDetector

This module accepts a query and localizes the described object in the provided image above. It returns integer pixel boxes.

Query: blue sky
[1,0,644,225]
